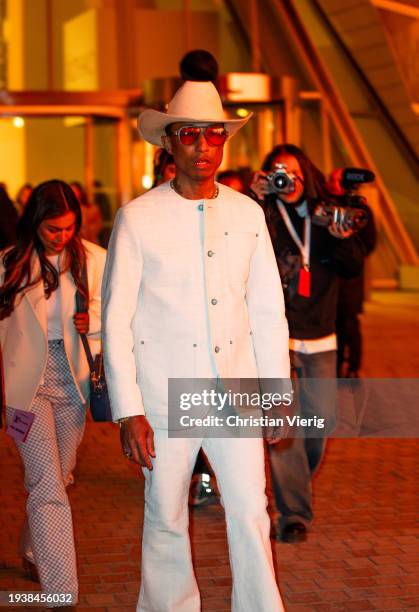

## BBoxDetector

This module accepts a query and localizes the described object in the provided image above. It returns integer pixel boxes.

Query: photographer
[327,168,376,378]
[250,144,366,543]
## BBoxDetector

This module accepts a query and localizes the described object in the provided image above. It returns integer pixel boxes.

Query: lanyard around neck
[276,200,311,270]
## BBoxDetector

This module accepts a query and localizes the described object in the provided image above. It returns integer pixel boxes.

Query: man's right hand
[120,415,155,470]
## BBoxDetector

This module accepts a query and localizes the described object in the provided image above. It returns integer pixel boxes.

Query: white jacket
[0,240,106,410]
[102,182,290,427]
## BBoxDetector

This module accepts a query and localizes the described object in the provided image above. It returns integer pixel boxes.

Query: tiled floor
[1,291,418,611]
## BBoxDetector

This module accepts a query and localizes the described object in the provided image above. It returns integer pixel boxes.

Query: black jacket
[336,197,376,316]
[262,197,365,339]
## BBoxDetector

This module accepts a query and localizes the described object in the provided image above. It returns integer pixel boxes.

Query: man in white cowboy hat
[102,79,290,611]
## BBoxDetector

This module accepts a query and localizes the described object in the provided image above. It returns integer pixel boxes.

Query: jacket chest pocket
[224,231,257,287]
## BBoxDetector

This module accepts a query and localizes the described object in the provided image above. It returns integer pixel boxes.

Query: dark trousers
[269,350,337,528]
[193,450,210,474]
[337,313,361,373]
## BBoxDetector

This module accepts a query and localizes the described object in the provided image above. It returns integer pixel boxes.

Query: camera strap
[276,200,311,269]
[277,200,311,298]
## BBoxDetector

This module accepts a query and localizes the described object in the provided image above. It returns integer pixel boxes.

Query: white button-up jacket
[102,182,290,427]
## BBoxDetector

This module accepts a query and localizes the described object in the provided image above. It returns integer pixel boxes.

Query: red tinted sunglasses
[170,125,228,146]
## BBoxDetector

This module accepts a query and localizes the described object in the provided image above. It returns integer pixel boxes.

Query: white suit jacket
[0,240,106,411]
[102,182,290,427]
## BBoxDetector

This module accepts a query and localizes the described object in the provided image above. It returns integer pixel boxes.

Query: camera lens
[273,174,290,191]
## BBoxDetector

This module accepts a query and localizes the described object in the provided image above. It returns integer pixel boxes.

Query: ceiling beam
[371,0,419,19]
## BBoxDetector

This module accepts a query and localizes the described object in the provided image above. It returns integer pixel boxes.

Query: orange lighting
[13,116,25,128]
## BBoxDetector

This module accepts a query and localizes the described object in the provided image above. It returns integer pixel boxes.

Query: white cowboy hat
[138,80,252,146]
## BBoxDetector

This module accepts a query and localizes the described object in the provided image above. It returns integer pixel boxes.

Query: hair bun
[180,49,218,83]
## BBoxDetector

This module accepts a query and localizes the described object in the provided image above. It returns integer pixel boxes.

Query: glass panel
[223,102,284,171]
[92,116,118,246]
[0,114,118,248]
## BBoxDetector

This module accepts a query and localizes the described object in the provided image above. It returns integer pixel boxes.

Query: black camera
[312,167,375,232]
[266,163,296,195]
[312,203,368,231]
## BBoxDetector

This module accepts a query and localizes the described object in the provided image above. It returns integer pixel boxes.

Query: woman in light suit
[0,180,106,609]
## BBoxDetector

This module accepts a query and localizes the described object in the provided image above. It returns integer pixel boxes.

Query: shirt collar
[295,200,308,218]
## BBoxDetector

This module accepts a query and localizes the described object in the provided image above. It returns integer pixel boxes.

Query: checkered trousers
[6,339,86,607]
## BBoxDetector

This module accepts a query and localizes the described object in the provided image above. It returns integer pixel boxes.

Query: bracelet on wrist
[118,417,131,427]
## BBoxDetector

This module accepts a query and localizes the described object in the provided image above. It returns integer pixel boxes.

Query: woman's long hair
[0,179,87,320]
[262,143,330,213]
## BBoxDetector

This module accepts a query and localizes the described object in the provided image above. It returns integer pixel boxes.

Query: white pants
[138,433,284,612]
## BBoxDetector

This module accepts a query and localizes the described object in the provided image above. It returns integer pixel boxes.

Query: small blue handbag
[76,266,112,422]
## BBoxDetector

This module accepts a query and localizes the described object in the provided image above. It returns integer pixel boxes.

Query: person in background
[327,168,376,377]
[0,185,18,249]
[180,48,219,82]
[70,181,103,246]
[14,183,33,217]
[92,180,113,247]
[93,180,112,222]
[217,169,247,194]
[251,144,365,543]
[0,180,106,610]
[152,148,176,187]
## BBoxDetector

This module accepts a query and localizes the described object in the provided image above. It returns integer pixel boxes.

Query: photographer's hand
[328,221,354,239]
[264,422,289,445]
[249,171,269,201]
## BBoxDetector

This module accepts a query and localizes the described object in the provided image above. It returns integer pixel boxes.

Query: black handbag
[76,264,112,422]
